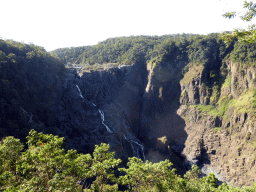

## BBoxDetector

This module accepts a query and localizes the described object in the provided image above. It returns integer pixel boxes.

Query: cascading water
[76,84,144,160]
[89,101,96,107]
[76,85,84,99]
[98,109,113,133]
[130,140,145,161]
[77,84,95,106]
[76,85,112,133]
[122,134,145,161]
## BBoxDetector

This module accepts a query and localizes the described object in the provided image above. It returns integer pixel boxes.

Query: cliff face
[178,61,256,187]
[139,61,188,174]
[51,59,256,187]
[51,62,148,164]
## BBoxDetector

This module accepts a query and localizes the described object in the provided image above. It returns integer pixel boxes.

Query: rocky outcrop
[178,61,256,187]
[180,63,211,105]
[139,61,189,175]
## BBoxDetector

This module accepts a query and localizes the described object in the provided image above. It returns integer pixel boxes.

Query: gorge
[1,34,256,189]
[50,57,256,187]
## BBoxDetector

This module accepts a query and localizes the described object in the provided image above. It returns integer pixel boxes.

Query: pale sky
[1,0,255,51]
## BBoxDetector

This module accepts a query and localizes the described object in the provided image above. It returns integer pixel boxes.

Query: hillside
[0,39,66,145]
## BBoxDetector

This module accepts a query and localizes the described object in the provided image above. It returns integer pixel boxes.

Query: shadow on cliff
[139,76,189,176]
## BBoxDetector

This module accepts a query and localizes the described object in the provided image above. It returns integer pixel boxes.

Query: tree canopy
[221,1,256,44]
[1,130,256,191]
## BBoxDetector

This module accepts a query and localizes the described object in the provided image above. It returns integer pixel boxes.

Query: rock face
[51,62,148,164]
[178,61,256,187]
[139,61,188,174]
[50,60,256,188]
[179,63,211,105]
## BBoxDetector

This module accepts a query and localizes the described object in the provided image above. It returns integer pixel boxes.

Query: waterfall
[99,109,113,133]
[89,101,96,107]
[76,85,84,99]
[130,140,145,162]
[122,134,145,161]
[76,85,145,159]
[76,85,96,107]
[76,85,111,132]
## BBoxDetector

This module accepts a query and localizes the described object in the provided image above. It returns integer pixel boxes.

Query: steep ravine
[140,60,189,175]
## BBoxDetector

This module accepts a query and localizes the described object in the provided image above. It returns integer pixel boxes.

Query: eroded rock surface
[178,61,256,187]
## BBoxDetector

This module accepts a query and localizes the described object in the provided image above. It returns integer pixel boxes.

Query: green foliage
[1,131,256,191]
[191,104,218,117]
[186,34,224,65]
[231,88,256,116]
[213,127,222,133]
[210,84,221,105]
[221,1,256,44]
[51,34,193,66]
[183,164,201,180]
[221,76,231,89]
[0,130,122,191]
[118,158,178,191]
[226,41,256,65]
[0,39,66,141]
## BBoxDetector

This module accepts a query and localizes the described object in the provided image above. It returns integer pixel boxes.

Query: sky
[1,0,255,52]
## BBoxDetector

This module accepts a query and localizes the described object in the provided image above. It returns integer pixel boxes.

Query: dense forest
[0,38,66,144]
[52,33,256,67]
[51,34,196,65]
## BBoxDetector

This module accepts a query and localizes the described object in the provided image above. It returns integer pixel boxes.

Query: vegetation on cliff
[51,31,256,130]
[1,130,256,192]
[181,33,256,121]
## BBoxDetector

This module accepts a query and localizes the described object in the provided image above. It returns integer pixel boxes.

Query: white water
[89,101,96,107]
[76,85,96,107]
[76,85,145,159]
[122,134,145,161]
[99,109,113,133]
[130,140,145,161]
[76,85,84,99]
[122,133,127,140]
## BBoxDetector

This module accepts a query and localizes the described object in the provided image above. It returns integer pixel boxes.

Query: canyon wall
[178,61,256,187]
[51,59,256,187]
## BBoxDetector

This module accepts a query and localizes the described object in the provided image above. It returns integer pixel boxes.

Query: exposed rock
[178,61,256,187]
[180,63,211,105]
[51,62,148,163]
[140,61,188,175]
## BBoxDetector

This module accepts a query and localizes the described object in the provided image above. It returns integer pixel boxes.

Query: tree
[222,1,256,44]
[84,143,122,192]
[117,157,179,192]
[0,130,122,191]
